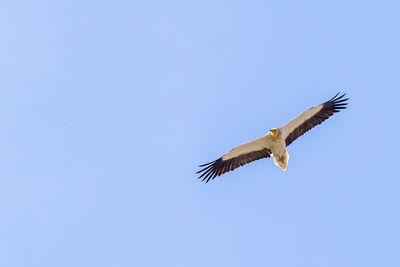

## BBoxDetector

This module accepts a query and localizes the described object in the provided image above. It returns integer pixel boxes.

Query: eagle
[197,93,348,182]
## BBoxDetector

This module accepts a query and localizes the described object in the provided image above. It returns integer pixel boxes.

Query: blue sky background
[1,1,399,266]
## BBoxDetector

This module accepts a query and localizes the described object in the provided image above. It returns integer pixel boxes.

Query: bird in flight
[197,93,348,182]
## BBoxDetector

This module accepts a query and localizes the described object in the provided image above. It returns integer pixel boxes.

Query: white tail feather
[273,151,289,171]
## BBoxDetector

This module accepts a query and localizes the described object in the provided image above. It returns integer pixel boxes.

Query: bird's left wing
[197,135,272,183]
[279,93,348,147]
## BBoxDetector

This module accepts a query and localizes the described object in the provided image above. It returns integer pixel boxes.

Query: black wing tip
[328,92,349,102]
[197,158,221,183]
[327,92,341,102]
[326,92,349,111]
[198,160,216,168]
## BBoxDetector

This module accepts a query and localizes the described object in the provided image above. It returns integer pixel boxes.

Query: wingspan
[197,136,272,183]
[280,93,348,147]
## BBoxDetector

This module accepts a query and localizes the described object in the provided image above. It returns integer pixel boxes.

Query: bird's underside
[197,93,348,182]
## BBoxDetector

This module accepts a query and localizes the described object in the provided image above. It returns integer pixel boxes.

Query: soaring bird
[197,93,348,182]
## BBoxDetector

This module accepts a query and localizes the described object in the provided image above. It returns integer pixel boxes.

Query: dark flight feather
[284,93,348,147]
[197,148,272,183]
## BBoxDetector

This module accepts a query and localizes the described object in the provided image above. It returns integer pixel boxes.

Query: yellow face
[270,128,278,135]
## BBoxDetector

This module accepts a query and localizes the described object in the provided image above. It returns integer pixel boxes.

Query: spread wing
[279,93,348,147]
[197,135,273,183]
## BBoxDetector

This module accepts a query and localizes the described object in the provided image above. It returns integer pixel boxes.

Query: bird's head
[270,128,280,137]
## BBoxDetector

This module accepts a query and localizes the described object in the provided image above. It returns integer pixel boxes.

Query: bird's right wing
[197,135,273,183]
[279,93,348,147]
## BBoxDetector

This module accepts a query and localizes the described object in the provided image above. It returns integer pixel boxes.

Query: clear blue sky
[1,1,399,266]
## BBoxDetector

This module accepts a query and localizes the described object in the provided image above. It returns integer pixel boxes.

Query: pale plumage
[197,93,348,182]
